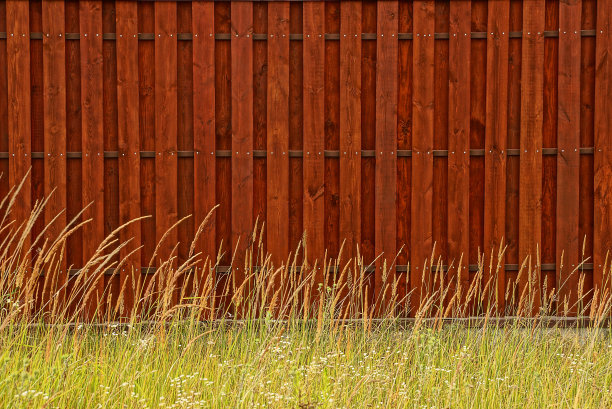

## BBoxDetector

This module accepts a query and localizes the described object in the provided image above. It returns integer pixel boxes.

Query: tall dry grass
[0,174,611,327]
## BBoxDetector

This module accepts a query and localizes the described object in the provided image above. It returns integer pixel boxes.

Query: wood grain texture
[192,1,216,290]
[519,0,545,315]
[80,0,104,318]
[556,0,581,315]
[267,1,290,268]
[339,0,361,267]
[448,0,470,311]
[42,0,67,304]
[375,0,398,309]
[231,1,254,287]
[594,0,612,295]
[6,0,32,259]
[302,1,325,278]
[116,0,140,315]
[154,1,178,296]
[484,0,509,313]
[411,0,435,315]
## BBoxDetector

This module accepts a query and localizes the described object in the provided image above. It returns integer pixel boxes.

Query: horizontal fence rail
[1,0,611,318]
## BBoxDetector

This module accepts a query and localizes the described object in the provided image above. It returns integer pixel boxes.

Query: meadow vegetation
[0,179,612,408]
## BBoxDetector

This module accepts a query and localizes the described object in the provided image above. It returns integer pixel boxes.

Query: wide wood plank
[231,2,254,289]
[519,0,545,315]
[303,1,325,280]
[594,0,612,297]
[42,0,67,307]
[116,0,140,315]
[154,1,178,301]
[484,0,509,313]
[411,0,435,315]
[375,0,398,310]
[448,0,470,312]
[267,1,290,268]
[80,0,104,318]
[192,1,216,292]
[339,0,361,268]
[556,0,581,316]
[6,0,32,260]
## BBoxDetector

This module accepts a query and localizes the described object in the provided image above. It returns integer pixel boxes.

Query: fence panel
[0,0,610,317]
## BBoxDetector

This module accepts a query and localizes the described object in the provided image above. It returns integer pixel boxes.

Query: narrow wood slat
[42,0,68,305]
[448,0,470,312]
[519,0,545,315]
[116,0,140,315]
[375,0,398,310]
[302,1,325,278]
[154,1,178,299]
[556,0,581,316]
[79,0,104,318]
[484,0,509,313]
[594,0,612,295]
[410,0,435,315]
[267,1,290,267]
[6,0,32,261]
[231,2,254,289]
[192,1,216,290]
[339,0,361,266]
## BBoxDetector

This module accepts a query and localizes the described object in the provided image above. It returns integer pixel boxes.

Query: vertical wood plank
[448,0,470,311]
[192,1,216,289]
[80,0,104,318]
[231,2,254,287]
[556,0,581,315]
[519,0,545,315]
[339,0,361,267]
[594,0,612,296]
[154,1,178,296]
[411,0,435,315]
[6,0,32,260]
[375,0,398,310]
[42,0,67,305]
[116,0,140,315]
[324,1,340,265]
[484,0,510,313]
[267,1,290,267]
[303,1,325,277]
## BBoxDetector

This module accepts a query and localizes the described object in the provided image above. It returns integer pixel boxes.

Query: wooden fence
[1,0,611,315]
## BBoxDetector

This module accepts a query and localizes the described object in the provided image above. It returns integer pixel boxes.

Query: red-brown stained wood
[80,0,104,319]
[267,1,290,268]
[579,0,596,305]
[411,0,435,315]
[42,0,67,306]
[0,1,7,209]
[448,0,470,311]
[339,0,361,268]
[231,2,254,289]
[484,0,510,313]
[6,0,32,262]
[154,1,178,297]
[556,0,581,316]
[375,0,398,310]
[324,1,340,262]
[303,1,325,278]
[116,0,140,315]
[519,0,545,316]
[288,3,303,266]
[192,1,216,292]
[361,0,375,272]
[594,0,612,296]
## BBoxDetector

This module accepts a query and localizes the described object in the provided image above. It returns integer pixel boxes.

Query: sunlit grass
[2,320,612,408]
[1,175,612,408]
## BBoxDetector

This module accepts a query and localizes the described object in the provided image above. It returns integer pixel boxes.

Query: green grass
[2,320,612,408]
[2,177,612,408]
